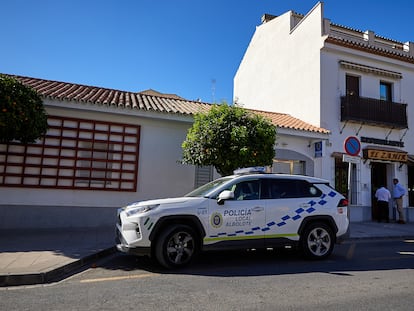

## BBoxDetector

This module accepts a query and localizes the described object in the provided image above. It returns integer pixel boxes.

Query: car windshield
[185,177,234,198]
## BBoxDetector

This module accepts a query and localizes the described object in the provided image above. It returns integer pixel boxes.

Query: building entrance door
[371,162,387,221]
[408,165,414,207]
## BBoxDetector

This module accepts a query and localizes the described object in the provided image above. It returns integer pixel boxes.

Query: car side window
[263,179,322,199]
[297,181,322,197]
[232,180,260,200]
[262,179,283,199]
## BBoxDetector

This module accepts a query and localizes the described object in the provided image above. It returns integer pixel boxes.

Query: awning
[339,61,402,79]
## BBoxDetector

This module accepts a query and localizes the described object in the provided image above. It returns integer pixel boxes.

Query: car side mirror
[217,190,234,205]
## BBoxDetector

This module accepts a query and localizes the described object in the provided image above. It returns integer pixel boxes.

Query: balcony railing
[341,96,408,129]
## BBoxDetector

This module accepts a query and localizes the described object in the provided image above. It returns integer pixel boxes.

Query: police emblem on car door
[206,179,266,249]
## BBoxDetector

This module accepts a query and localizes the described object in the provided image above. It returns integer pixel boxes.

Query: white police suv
[116,169,349,269]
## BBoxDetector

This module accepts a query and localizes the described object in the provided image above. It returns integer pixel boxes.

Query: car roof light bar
[233,166,269,175]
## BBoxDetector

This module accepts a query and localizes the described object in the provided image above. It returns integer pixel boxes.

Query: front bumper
[115,226,151,256]
[116,243,151,256]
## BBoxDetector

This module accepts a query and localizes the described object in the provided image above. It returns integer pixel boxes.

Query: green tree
[182,103,277,176]
[0,75,48,143]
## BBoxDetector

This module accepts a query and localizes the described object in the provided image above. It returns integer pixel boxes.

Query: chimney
[261,14,277,24]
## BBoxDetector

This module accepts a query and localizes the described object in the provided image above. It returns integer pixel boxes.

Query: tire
[154,224,198,269]
[300,222,334,260]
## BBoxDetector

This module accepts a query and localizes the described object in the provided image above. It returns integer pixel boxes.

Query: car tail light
[337,198,348,214]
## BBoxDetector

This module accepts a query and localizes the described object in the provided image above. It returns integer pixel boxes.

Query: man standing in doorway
[375,185,391,222]
[392,178,406,224]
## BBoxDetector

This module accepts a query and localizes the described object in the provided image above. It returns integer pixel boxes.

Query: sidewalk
[1,222,414,287]
[0,227,115,287]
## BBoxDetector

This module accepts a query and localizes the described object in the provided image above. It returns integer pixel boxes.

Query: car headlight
[125,204,160,217]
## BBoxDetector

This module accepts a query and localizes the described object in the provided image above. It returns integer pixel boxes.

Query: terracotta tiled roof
[11,75,211,115]
[139,89,185,100]
[250,109,330,134]
[4,74,329,134]
[325,36,414,65]
[326,24,414,64]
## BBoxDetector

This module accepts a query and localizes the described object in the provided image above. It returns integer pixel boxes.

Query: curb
[0,246,116,287]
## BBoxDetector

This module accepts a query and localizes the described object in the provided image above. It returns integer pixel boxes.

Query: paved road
[1,221,414,286]
[1,238,413,311]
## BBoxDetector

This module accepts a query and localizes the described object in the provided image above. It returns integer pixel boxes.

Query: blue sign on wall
[314,141,323,158]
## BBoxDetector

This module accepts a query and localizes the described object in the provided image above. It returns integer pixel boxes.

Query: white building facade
[0,87,201,229]
[0,75,329,229]
[234,2,414,222]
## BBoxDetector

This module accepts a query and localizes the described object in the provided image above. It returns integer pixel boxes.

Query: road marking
[80,273,158,283]
[398,251,414,256]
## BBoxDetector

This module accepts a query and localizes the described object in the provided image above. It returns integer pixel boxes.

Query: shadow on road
[96,239,414,277]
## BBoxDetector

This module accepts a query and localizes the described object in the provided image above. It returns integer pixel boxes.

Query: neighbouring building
[0,74,329,229]
[234,2,414,221]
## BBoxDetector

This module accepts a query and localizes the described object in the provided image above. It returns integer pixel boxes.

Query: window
[380,81,392,101]
[0,116,140,191]
[76,142,114,185]
[262,179,322,199]
[232,180,260,200]
[334,157,357,204]
[272,160,305,175]
[335,157,348,197]
[346,75,360,97]
[194,166,214,188]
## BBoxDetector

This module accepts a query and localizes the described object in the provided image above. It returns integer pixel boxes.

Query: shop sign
[363,149,407,162]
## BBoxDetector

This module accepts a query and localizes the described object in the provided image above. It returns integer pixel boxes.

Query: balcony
[341,96,408,129]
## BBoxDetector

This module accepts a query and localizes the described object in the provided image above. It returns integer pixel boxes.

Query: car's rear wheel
[300,222,334,259]
[154,224,197,269]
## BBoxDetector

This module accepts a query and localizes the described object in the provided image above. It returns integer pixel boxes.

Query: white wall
[234,2,414,220]
[274,128,331,181]
[0,97,333,228]
[234,2,325,127]
[320,45,414,210]
[1,106,197,208]
[0,100,200,228]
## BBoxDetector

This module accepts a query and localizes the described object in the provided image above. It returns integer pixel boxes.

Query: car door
[205,179,266,250]
[262,179,322,247]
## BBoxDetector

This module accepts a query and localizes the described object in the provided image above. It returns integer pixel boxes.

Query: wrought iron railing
[341,96,408,129]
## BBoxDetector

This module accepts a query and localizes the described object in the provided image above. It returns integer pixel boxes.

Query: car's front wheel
[300,222,334,259]
[154,224,198,269]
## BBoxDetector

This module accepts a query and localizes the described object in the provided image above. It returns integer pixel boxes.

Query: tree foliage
[0,75,48,143]
[182,103,277,176]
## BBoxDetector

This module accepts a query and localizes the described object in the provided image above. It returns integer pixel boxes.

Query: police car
[116,168,349,269]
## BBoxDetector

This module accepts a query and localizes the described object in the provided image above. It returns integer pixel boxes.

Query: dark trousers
[377,200,389,222]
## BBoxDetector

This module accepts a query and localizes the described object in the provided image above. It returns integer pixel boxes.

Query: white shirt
[375,187,391,202]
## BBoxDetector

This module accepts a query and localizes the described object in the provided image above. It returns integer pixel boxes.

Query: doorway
[346,74,360,97]
[408,165,414,207]
[371,162,387,220]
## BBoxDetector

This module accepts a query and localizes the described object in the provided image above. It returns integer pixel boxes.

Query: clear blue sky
[2,0,414,104]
